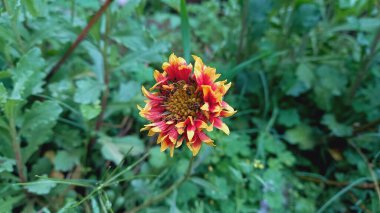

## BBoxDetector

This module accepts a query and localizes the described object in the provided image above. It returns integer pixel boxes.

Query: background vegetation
[1,0,380,212]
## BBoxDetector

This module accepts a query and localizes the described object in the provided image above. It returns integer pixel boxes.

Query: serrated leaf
[80,104,101,120]
[22,101,62,131]
[24,178,57,195]
[321,114,352,137]
[3,99,22,121]
[54,151,79,172]
[0,156,16,173]
[285,125,316,150]
[74,78,102,104]
[21,101,63,161]
[11,48,45,99]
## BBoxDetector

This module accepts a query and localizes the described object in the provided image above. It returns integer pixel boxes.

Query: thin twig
[349,141,380,205]
[126,156,195,213]
[348,192,372,213]
[353,117,380,135]
[297,174,376,189]
[45,0,114,81]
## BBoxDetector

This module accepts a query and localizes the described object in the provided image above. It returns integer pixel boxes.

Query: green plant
[0,0,379,212]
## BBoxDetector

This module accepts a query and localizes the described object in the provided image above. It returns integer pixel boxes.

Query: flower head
[138,54,236,157]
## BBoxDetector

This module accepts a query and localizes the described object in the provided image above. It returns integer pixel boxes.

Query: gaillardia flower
[138,54,236,157]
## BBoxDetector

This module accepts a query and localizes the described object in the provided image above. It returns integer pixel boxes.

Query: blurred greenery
[0,0,380,212]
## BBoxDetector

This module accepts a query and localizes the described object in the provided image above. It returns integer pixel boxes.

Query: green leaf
[292,3,320,33]
[180,0,191,61]
[277,151,296,167]
[101,140,124,165]
[0,83,7,108]
[261,132,286,155]
[219,132,250,157]
[100,135,144,164]
[54,151,79,172]
[22,0,39,17]
[114,136,145,156]
[11,48,45,99]
[148,147,167,169]
[316,65,347,96]
[285,125,316,150]
[0,196,24,213]
[160,0,180,11]
[21,101,63,161]
[329,17,380,33]
[321,114,352,137]
[74,78,103,104]
[30,157,52,177]
[22,0,47,17]
[0,156,16,173]
[80,104,101,120]
[115,81,140,102]
[296,63,315,89]
[177,182,200,203]
[205,177,230,200]
[278,109,301,127]
[3,99,22,121]
[23,178,57,195]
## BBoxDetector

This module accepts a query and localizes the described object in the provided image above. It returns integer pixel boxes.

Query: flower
[138,54,236,157]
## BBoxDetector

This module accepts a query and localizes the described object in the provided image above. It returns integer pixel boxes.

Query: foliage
[0,0,380,212]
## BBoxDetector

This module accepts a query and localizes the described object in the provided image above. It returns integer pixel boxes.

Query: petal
[141,86,162,101]
[197,131,213,144]
[187,125,196,141]
[163,53,192,82]
[213,118,230,135]
[175,136,184,148]
[186,140,202,156]
[169,145,175,157]
[192,55,220,86]
[201,103,209,111]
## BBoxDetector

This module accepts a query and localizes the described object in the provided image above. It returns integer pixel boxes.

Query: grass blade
[180,0,190,61]
[317,177,371,213]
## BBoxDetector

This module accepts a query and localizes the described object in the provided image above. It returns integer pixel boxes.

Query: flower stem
[126,156,195,213]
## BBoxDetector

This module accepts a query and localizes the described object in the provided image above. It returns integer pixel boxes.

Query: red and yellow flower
[138,54,236,157]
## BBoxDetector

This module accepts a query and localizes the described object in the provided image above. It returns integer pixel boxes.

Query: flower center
[164,81,202,121]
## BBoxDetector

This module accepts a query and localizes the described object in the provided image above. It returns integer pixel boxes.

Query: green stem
[9,115,26,183]
[86,7,111,164]
[126,156,195,213]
